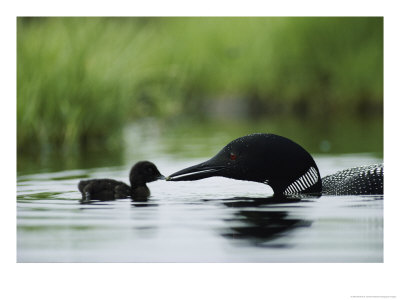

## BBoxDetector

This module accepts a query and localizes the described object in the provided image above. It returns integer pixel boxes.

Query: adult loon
[78,161,165,201]
[167,133,383,196]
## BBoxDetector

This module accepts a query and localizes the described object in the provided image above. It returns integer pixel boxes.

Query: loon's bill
[168,159,226,181]
[167,133,383,196]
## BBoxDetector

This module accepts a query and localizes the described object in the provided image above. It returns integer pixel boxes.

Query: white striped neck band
[283,167,319,195]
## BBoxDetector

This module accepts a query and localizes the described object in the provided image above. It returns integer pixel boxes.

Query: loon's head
[167,133,322,196]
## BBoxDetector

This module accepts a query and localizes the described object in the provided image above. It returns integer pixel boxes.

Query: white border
[3,1,399,299]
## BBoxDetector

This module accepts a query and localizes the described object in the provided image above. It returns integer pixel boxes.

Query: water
[17,154,383,263]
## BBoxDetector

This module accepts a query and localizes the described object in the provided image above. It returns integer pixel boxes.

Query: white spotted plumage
[321,163,383,195]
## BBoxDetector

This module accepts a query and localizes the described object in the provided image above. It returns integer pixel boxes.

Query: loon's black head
[129,161,165,188]
[167,133,322,196]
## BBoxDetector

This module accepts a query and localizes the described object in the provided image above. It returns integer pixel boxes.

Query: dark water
[17,155,383,263]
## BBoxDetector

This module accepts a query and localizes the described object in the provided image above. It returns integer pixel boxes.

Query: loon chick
[167,133,383,196]
[78,161,165,201]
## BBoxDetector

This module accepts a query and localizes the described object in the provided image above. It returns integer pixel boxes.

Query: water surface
[17,118,383,262]
[17,155,383,262]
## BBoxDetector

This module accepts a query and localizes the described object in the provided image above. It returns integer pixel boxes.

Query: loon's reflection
[220,196,303,207]
[219,196,313,247]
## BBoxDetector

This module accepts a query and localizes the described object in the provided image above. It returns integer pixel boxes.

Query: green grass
[17,17,383,155]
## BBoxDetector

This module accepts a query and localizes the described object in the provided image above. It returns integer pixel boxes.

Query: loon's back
[321,163,383,195]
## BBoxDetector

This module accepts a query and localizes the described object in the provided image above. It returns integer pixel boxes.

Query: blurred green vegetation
[17,17,383,156]
[17,115,383,175]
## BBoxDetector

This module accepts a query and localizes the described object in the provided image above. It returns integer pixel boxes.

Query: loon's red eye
[230,153,237,160]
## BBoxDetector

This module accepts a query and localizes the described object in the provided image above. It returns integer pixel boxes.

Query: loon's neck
[282,166,322,195]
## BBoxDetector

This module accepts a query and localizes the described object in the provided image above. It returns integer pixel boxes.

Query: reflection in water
[19,191,65,200]
[79,198,117,205]
[78,197,159,208]
[17,155,383,262]
[131,199,159,208]
[202,194,319,207]
[218,196,303,207]
[220,196,312,247]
